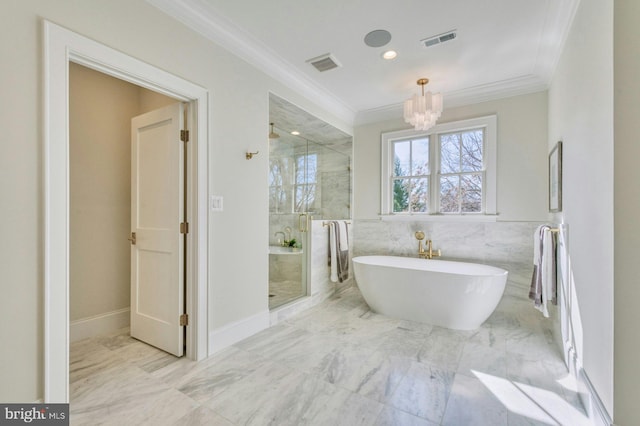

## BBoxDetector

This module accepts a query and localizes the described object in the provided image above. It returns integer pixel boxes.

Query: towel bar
[322,221,351,227]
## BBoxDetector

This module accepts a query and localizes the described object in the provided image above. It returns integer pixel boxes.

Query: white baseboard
[208,310,270,354]
[70,308,130,342]
[579,368,613,426]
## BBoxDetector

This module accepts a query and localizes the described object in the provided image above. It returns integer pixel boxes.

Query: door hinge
[180,222,189,234]
[180,130,189,142]
[180,314,188,326]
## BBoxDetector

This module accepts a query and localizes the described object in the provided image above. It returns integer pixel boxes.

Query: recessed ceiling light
[382,50,397,60]
[291,131,300,135]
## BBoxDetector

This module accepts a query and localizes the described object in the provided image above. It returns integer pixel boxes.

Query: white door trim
[43,20,209,402]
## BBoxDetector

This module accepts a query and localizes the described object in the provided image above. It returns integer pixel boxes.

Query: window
[381,115,497,217]
[391,137,430,213]
[269,152,318,214]
[294,153,317,212]
[439,129,483,213]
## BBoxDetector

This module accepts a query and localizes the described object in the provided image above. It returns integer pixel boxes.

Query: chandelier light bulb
[403,78,443,131]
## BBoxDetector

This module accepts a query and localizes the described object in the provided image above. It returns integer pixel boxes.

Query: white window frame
[294,151,318,213]
[381,115,497,219]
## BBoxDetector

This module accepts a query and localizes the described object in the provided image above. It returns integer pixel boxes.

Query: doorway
[44,21,209,402]
[69,63,187,356]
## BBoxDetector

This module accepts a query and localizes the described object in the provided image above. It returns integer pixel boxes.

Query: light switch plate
[210,195,223,212]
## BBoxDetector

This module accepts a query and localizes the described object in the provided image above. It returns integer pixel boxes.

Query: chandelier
[403,78,443,131]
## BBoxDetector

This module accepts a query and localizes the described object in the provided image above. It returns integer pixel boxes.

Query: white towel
[529,225,556,317]
[337,220,349,251]
[329,221,349,283]
[329,222,338,282]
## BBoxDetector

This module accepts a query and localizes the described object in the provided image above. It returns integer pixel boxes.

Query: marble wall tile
[269,252,303,283]
[352,219,541,286]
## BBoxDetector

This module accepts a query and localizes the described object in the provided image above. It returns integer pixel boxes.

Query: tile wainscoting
[352,219,541,291]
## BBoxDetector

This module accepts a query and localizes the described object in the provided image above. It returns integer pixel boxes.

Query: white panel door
[130,103,184,356]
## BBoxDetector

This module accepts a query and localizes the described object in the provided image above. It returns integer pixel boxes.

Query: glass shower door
[268,129,310,309]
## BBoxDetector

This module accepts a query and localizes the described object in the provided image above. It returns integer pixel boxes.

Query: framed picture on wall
[549,141,562,212]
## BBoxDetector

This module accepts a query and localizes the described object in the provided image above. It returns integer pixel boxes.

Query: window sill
[379,214,498,223]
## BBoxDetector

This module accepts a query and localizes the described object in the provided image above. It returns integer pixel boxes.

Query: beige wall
[354,91,549,222]
[614,1,640,423]
[548,0,614,416]
[69,63,176,322]
[0,0,350,402]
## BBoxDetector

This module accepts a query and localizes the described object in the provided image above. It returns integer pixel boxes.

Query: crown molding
[355,74,549,126]
[146,0,356,125]
[532,0,582,83]
[148,0,579,129]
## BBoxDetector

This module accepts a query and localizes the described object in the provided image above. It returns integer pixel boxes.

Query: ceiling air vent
[306,53,341,72]
[421,30,457,48]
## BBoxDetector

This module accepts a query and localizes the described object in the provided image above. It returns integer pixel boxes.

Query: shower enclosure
[268,95,352,309]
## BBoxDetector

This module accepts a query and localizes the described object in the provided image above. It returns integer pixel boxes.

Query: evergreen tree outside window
[381,115,497,217]
[391,138,429,213]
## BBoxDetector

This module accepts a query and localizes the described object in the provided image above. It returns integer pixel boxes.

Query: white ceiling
[148,0,579,125]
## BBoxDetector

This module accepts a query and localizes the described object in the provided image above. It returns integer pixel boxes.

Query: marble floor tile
[235,323,309,356]
[72,387,197,426]
[70,281,589,426]
[281,386,383,426]
[203,361,308,425]
[441,372,508,426]
[374,406,438,426]
[343,352,412,402]
[387,361,455,423]
[176,349,271,403]
[312,341,379,386]
[172,406,234,426]
[457,341,507,377]
[110,340,180,373]
[69,344,126,384]
[94,327,138,350]
[374,326,427,359]
[417,326,468,371]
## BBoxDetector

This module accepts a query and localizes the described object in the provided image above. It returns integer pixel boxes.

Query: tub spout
[422,240,442,260]
[415,231,441,259]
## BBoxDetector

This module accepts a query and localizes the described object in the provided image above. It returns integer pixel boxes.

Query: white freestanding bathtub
[352,255,508,330]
